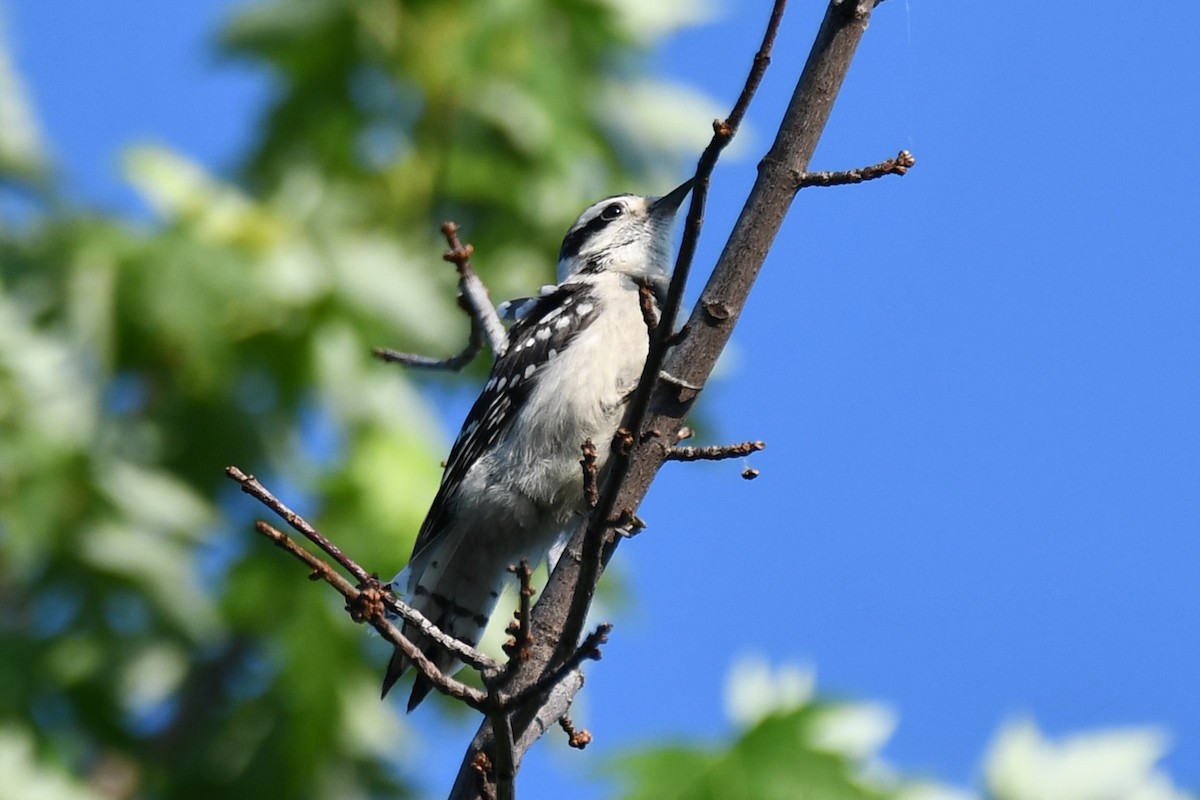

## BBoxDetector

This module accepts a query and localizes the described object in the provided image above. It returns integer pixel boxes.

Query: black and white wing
[409,280,603,558]
[496,284,557,322]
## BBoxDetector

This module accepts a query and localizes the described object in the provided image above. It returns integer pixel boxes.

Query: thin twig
[552,0,791,675]
[666,440,765,462]
[501,560,536,673]
[226,466,500,674]
[449,4,795,789]
[251,520,489,710]
[453,0,898,790]
[379,592,502,675]
[568,435,605,659]
[621,0,788,441]
[527,0,792,663]
[227,466,370,584]
[500,624,612,710]
[490,563,533,800]
[795,149,915,188]
[372,318,483,371]
[442,221,508,356]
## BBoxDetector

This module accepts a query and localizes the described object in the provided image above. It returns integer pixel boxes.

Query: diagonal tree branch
[552,0,792,691]
[449,0,900,796]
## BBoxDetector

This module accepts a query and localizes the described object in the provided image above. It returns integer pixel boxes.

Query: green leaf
[615,704,899,800]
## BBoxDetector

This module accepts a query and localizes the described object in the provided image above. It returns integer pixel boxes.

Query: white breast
[490,271,648,516]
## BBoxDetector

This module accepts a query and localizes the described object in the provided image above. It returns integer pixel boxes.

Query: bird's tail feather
[381,543,509,711]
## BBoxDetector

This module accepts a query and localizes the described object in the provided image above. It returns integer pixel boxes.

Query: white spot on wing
[576,302,594,316]
[555,316,571,330]
[524,364,536,379]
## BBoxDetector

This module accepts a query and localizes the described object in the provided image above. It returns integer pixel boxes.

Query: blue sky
[5,0,1198,795]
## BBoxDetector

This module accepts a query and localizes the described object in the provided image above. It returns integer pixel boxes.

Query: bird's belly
[486,327,644,522]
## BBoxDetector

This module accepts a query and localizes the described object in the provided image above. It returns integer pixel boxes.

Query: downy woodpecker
[383,180,693,710]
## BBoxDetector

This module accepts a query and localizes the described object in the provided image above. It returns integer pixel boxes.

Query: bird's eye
[600,203,624,221]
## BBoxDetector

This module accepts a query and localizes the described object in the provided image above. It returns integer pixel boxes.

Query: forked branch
[247,515,489,709]
[225,467,499,687]
[373,221,508,370]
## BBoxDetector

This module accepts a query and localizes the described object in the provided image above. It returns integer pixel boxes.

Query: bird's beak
[650,178,694,217]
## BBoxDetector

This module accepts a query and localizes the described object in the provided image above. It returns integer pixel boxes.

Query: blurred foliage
[4,0,1195,798]
[616,707,897,800]
[0,0,712,797]
[614,658,1197,800]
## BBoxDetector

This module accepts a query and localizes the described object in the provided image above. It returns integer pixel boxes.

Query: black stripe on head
[558,197,631,261]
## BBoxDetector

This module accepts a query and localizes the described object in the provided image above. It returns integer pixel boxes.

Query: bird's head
[556,179,693,284]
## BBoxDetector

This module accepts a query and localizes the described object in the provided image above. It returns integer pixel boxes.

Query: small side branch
[544,0,789,676]
[373,316,483,371]
[374,222,507,371]
[487,561,536,800]
[795,149,915,189]
[501,560,536,674]
[446,9,794,793]
[442,222,509,356]
[501,623,612,710]
[666,440,765,462]
[227,466,370,585]
[557,439,607,670]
